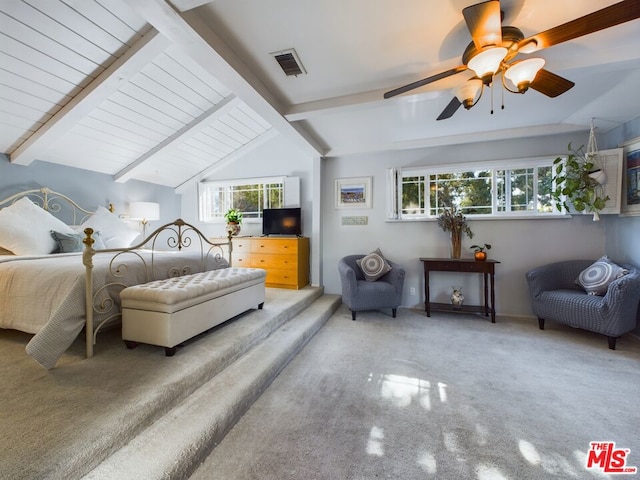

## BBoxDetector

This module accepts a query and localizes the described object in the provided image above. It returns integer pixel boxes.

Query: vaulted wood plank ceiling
[1,0,639,188]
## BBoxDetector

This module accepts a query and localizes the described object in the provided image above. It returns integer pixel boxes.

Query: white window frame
[199,176,287,223]
[388,156,564,220]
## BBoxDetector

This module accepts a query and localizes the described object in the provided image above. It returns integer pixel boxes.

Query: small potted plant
[437,205,474,259]
[470,243,491,261]
[224,208,243,236]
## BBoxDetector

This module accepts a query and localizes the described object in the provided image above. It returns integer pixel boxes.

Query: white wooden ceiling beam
[114,94,240,183]
[285,88,446,122]
[326,123,588,157]
[10,30,170,166]
[167,0,215,12]
[126,0,325,158]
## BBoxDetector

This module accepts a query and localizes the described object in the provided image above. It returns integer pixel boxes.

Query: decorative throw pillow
[80,206,139,249]
[356,248,392,282]
[0,197,75,255]
[576,256,628,296]
[51,230,106,253]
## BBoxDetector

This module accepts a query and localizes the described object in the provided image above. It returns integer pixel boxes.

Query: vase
[225,222,241,236]
[474,251,487,261]
[451,286,464,308]
[450,231,462,259]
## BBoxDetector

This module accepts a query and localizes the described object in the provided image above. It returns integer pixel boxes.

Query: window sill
[386,214,572,223]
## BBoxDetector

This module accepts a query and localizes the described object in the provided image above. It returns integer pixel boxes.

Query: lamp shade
[467,47,508,82]
[129,202,160,221]
[504,58,545,91]
[454,79,483,108]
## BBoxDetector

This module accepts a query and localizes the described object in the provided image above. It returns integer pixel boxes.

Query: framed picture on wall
[335,177,372,209]
[622,139,640,215]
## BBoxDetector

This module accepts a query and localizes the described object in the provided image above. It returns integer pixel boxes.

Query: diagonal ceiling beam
[10,30,170,166]
[167,0,214,12]
[114,94,241,183]
[126,0,325,158]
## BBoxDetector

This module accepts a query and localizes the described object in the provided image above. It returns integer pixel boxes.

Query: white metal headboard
[0,187,113,224]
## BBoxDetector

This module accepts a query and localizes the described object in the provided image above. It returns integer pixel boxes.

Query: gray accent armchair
[338,255,405,320]
[525,260,640,349]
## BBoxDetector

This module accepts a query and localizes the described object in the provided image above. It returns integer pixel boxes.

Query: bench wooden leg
[124,340,139,350]
[608,336,617,350]
[258,302,264,309]
[165,346,177,357]
[538,318,545,330]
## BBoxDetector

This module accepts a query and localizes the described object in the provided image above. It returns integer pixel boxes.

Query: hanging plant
[551,142,609,219]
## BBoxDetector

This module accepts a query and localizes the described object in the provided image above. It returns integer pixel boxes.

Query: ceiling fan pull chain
[490,81,494,115]
[501,78,505,110]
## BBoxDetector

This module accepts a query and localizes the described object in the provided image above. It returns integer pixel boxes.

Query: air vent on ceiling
[270,48,306,77]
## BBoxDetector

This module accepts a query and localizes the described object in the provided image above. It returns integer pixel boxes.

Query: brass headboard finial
[108,203,114,213]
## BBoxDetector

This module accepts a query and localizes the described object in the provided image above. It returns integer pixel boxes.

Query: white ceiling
[1,0,639,187]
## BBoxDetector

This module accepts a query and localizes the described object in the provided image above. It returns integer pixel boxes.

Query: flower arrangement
[437,206,474,258]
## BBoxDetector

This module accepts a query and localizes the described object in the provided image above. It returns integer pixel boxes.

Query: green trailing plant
[470,243,491,253]
[551,142,609,216]
[224,208,243,224]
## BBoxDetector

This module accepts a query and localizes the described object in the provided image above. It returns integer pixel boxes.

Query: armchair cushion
[575,256,628,295]
[356,248,392,282]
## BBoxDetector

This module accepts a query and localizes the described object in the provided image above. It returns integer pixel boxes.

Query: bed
[0,188,232,369]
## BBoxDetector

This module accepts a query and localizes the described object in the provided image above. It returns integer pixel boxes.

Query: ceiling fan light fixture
[467,46,508,85]
[504,58,545,92]
[454,78,483,109]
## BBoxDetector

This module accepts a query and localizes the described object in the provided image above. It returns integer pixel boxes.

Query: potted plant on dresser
[224,208,243,236]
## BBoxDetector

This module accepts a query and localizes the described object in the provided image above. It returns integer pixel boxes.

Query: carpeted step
[82,294,342,480]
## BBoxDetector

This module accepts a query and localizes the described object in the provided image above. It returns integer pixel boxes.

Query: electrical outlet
[409,287,416,296]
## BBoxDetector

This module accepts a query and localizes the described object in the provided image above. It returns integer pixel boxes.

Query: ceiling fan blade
[529,69,575,97]
[518,0,640,52]
[462,0,503,50]
[383,65,467,99]
[436,97,462,121]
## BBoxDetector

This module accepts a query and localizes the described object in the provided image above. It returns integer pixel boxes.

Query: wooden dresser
[230,236,309,290]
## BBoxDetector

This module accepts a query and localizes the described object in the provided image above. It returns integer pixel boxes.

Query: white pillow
[80,206,139,249]
[0,197,75,255]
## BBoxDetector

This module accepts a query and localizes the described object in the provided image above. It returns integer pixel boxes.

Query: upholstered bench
[120,267,266,356]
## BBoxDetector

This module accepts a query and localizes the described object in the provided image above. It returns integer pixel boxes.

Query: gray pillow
[356,248,392,282]
[51,230,106,253]
[576,256,628,295]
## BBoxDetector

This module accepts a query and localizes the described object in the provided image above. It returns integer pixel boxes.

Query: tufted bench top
[120,267,267,314]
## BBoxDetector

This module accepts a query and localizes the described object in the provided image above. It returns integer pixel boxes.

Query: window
[391,157,559,220]
[199,177,286,222]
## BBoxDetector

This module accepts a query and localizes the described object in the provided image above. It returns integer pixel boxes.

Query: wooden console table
[419,257,500,322]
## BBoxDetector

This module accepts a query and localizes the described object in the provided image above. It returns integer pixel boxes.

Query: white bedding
[0,250,229,369]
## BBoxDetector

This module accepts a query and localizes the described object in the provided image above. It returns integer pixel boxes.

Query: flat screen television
[262,207,302,236]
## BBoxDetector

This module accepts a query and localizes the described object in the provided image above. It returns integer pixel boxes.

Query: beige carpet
[0,287,324,480]
[191,306,640,480]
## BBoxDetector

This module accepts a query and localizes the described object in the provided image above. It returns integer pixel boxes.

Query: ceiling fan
[383,0,640,120]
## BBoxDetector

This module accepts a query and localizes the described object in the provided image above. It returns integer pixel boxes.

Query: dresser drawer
[265,268,298,286]
[233,254,252,267]
[251,253,297,270]
[232,238,252,253]
[251,238,298,255]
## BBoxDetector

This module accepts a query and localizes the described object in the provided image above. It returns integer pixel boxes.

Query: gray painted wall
[179,135,314,239]
[0,155,181,230]
[2,115,637,329]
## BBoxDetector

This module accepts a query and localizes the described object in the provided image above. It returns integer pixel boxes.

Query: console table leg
[425,270,431,317]
[490,272,496,323]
